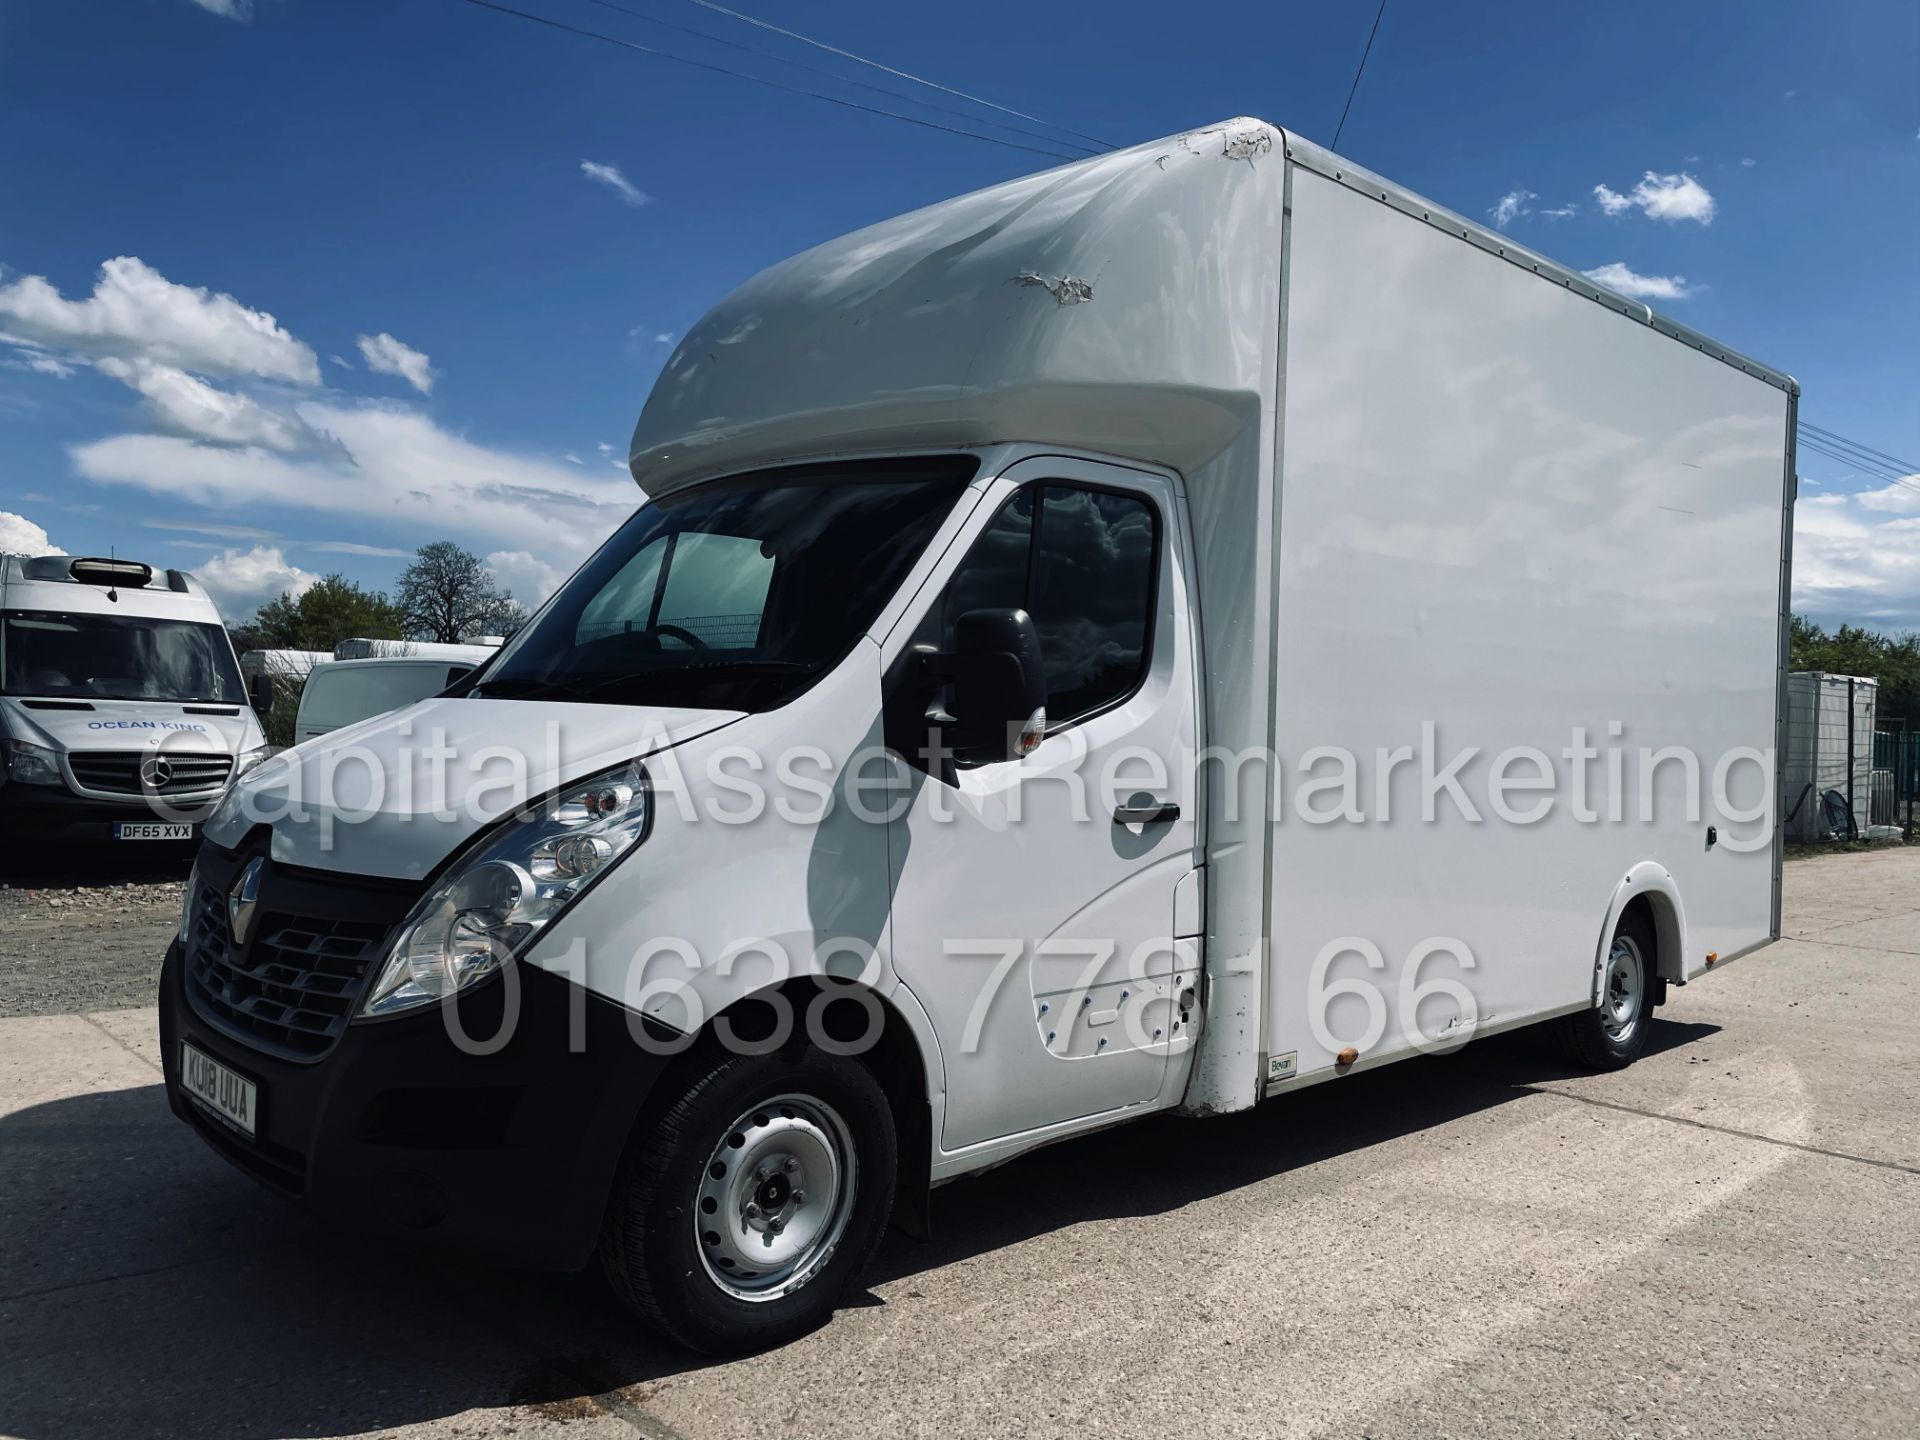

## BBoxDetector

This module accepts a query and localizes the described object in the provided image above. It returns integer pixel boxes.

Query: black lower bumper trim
[160,939,680,1271]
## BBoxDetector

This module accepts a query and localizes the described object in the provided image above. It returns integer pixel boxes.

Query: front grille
[69,750,233,796]
[185,882,393,1058]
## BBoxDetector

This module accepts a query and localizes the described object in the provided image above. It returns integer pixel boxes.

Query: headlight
[178,859,200,945]
[235,744,273,777]
[359,758,652,1019]
[3,740,63,786]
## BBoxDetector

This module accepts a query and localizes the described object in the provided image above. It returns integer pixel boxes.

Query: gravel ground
[0,852,188,1017]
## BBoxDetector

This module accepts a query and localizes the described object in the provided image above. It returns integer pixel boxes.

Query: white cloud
[143,517,278,541]
[654,332,674,344]
[191,545,315,619]
[0,256,318,383]
[1488,189,1543,227]
[0,511,63,557]
[596,441,614,454]
[186,0,252,16]
[1740,157,1757,167]
[1851,477,1920,516]
[70,400,636,568]
[580,160,649,208]
[307,540,411,557]
[564,451,584,465]
[1583,262,1694,301]
[97,357,309,451]
[329,353,352,369]
[486,549,568,609]
[356,332,436,395]
[1793,484,1920,629]
[1592,171,1716,224]
[1540,203,1579,220]
[12,351,76,378]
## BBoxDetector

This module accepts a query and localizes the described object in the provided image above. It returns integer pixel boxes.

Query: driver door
[884,455,1202,1153]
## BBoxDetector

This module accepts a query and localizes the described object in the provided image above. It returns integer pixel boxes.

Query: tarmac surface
[1,847,1915,1439]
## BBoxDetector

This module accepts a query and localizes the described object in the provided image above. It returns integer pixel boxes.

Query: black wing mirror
[248,672,276,718]
[920,607,1047,763]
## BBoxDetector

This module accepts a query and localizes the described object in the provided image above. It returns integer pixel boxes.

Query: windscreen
[2,611,247,704]
[471,457,977,712]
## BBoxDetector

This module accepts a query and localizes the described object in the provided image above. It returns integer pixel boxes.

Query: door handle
[1113,801,1180,825]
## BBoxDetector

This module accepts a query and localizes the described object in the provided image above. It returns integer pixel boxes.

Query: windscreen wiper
[567,660,816,700]
[472,660,815,704]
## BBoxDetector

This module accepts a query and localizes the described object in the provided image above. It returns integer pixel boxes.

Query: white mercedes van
[0,554,271,847]
[161,120,1795,1355]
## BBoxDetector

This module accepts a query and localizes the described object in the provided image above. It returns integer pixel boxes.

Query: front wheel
[600,1047,897,1355]
[1554,909,1657,1070]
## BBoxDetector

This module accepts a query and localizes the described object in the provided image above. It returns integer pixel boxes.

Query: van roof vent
[18,555,73,582]
[66,557,154,588]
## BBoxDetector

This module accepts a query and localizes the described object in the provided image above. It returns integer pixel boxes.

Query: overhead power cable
[451,0,1083,161]
[1799,432,1911,481]
[1796,423,1920,496]
[682,0,1117,152]
[575,0,1098,155]
[1331,0,1388,151]
[1800,422,1919,478]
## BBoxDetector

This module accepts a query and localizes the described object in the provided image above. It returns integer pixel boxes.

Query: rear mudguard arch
[1593,862,1688,1002]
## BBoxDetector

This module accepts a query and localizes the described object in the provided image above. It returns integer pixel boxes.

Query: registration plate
[180,1042,258,1138]
[114,822,195,841]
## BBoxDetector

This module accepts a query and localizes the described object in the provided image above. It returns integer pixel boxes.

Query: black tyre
[599,1046,897,1355]
[1554,908,1658,1070]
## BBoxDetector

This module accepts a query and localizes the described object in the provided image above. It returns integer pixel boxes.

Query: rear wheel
[1555,909,1657,1070]
[600,1047,897,1355]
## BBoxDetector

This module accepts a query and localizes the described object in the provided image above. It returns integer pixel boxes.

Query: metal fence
[1781,670,1914,842]
[1873,725,1920,835]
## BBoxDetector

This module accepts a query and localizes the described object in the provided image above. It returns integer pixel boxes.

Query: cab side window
[926,484,1158,731]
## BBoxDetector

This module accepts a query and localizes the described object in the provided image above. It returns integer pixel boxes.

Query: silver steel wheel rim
[1601,935,1644,1042]
[694,1093,857,1303]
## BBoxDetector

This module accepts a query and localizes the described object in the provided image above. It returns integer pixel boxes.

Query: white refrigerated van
[293,655,479,744]
[331,638,501,663]
[1,554,272,845]
[164,119,1796,1354]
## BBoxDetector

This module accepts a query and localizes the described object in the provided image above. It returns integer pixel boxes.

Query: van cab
[0,554,270,846]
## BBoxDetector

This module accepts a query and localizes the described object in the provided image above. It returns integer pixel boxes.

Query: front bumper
[0,781,210,842]
[159,861,680,1271]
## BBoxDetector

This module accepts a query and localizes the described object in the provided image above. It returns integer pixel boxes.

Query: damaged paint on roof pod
[1009,272,1094,305]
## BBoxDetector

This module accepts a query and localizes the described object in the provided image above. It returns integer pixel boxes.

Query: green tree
[249,574,406,651]
[394,541,526,642]
[1791,616,1920,722]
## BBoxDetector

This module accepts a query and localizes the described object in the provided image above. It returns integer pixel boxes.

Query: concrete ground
[2,849,1915,1440]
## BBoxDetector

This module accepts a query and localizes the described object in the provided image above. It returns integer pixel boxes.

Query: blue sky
[1,0,1915,626]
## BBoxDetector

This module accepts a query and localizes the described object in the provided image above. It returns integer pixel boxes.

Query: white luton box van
[1,554,272,847]
[164,119,1796,1354]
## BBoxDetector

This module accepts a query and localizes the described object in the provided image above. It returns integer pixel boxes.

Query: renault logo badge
[228,857,264,948]
[139,756,173,789]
